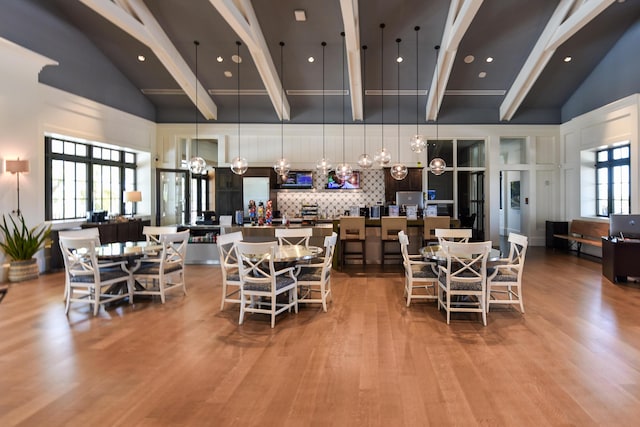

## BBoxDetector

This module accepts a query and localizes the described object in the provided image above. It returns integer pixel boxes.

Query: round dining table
[419,244,502,262]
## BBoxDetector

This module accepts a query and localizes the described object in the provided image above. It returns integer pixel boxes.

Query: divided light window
[45,137,137,221]
[595,144,630,217]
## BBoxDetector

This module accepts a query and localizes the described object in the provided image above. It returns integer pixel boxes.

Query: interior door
[156,169,189,226]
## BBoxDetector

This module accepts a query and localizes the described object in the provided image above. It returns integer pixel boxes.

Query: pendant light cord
[362,45,367,152]
[237,41,241,158]
[397,38,401,160]
[435,45,440,148]
[322,41,326,160]
[280,41,285,159]
[380,24,385,154]
[415,27,420,136]
[341,32,346,163]
[194,40,199,158]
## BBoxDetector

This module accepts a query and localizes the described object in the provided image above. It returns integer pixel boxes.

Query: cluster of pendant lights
[217,25,445,177]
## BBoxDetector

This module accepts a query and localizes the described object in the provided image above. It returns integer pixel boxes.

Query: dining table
[95,241,163,296]
[419,244,502,263]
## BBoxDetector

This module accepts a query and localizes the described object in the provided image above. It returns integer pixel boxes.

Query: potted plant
[0,214,51,282]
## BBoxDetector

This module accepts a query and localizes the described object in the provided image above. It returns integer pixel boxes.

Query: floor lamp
[6,158,29,216]
[124,191,142,218]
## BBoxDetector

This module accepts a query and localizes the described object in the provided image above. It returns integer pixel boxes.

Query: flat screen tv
[280,171,313,189]
[327,170,360,189]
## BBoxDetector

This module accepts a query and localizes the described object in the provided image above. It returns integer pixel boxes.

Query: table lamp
[124,191,142,218]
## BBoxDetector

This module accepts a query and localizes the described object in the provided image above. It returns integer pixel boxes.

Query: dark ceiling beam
[426,0,484,122]
[209,0,290,121]
[339,0,363,121]
[500,0,616,121]
[78,0,218,120]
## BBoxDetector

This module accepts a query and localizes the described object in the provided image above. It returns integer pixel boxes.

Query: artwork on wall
[510,180,520,209]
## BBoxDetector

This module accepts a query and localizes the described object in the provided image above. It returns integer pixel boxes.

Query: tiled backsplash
[277,169,385,218]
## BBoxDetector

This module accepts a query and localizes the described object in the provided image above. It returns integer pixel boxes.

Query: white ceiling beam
[547,0,616,51]
[78,0,218,120]
[209,0,290,121]
[339,0,363,121]
[500,0,615,121]
[426,0,483,121]
[78,0,152,45]
[126,0,217,120]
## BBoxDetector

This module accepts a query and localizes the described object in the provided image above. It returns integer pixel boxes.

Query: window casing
[45,136,137,221]
[595,145,630,217]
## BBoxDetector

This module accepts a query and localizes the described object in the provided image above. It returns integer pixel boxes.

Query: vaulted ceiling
[16,0,640,125]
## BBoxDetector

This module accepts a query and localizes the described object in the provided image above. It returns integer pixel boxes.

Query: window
[595,145,630,217]
[45,136,137,220]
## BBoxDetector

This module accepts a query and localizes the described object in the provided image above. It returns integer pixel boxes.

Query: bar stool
[423,216,450,246]
[381,216,407,264]
[339,216,366,268]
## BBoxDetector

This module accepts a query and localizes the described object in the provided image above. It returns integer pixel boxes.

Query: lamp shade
[6,159,29,174]
[124,191,142,203]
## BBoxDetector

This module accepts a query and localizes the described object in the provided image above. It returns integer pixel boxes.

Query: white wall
[0,39,156,282]
[559,94,640,256]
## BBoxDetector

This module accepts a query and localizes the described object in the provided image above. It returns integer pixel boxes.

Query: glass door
[156,169,190,226]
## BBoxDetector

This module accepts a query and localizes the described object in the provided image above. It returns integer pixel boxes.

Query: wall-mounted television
[327,170,361,189]
[279,171,313,189]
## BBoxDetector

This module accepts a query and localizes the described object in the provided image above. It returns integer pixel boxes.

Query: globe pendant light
[335,32,353,182]
[231,41,248,175]
[316,41,332,173]
[375,23,391,166]
[273,41,290,176]
[410,26,426,153]
[189,40,207,175]
[429,45,446,176]
[358,44,373,169]
[390,38,408,181]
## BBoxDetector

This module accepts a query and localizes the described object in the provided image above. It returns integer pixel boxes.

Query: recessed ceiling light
[224,71,232,78]
[464,55,475,64]
[396,56,403,63]
[564,56,572,62]
[137,55,145,62]
[478,71,487,78]
[486,57,493,63]
[308,56,315,63]
[294,9,307,21]
[216,56,223,63]
[231,55,242,64]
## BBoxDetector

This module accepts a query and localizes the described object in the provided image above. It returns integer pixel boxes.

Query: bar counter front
[223,218,442,265]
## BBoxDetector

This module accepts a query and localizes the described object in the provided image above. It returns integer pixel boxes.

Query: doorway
[156,169,190,226]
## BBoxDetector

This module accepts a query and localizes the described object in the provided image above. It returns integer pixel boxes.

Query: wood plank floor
[2,247,640,426]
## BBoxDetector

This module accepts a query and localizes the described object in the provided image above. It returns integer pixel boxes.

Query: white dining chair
[234,241,298,328]
[399,230,438,307]
[59,236,133,316]
[435,228,472,244]
[295,232,337,312]
[437,240,492,326]
[133,230,190,304]
[216,231,244,310]
[275,227,313,248]
[143,225,178,245]
[487,232,528,313]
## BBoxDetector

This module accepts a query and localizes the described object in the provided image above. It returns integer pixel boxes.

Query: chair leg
[362,240,366,265]
[127,277,134,304]
[65,288,72,314]
[93,286,100,316]
[220,282,227,310]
